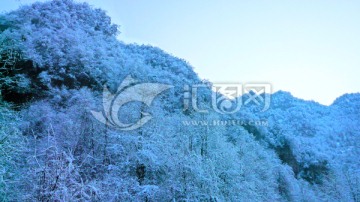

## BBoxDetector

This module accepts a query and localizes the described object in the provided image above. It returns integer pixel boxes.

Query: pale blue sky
[2,0,360,105]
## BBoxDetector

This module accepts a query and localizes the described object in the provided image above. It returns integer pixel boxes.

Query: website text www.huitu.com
[182,119,268,127]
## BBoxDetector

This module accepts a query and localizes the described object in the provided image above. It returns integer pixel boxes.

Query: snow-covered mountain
[0,1,359,201]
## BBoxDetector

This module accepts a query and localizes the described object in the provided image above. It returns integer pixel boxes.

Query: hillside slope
[0,1,359,201]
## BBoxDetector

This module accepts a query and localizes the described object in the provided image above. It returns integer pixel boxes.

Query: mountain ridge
[0,1,359,201]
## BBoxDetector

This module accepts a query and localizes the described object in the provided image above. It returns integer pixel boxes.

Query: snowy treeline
[0,0,359,201]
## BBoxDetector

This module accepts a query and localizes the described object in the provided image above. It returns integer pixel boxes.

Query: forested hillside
[0,0,359,201]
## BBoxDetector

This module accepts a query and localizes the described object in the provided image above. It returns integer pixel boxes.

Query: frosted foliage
[0,1,359,201]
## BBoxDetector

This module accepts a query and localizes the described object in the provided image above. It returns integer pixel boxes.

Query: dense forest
[0,0,359,201]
